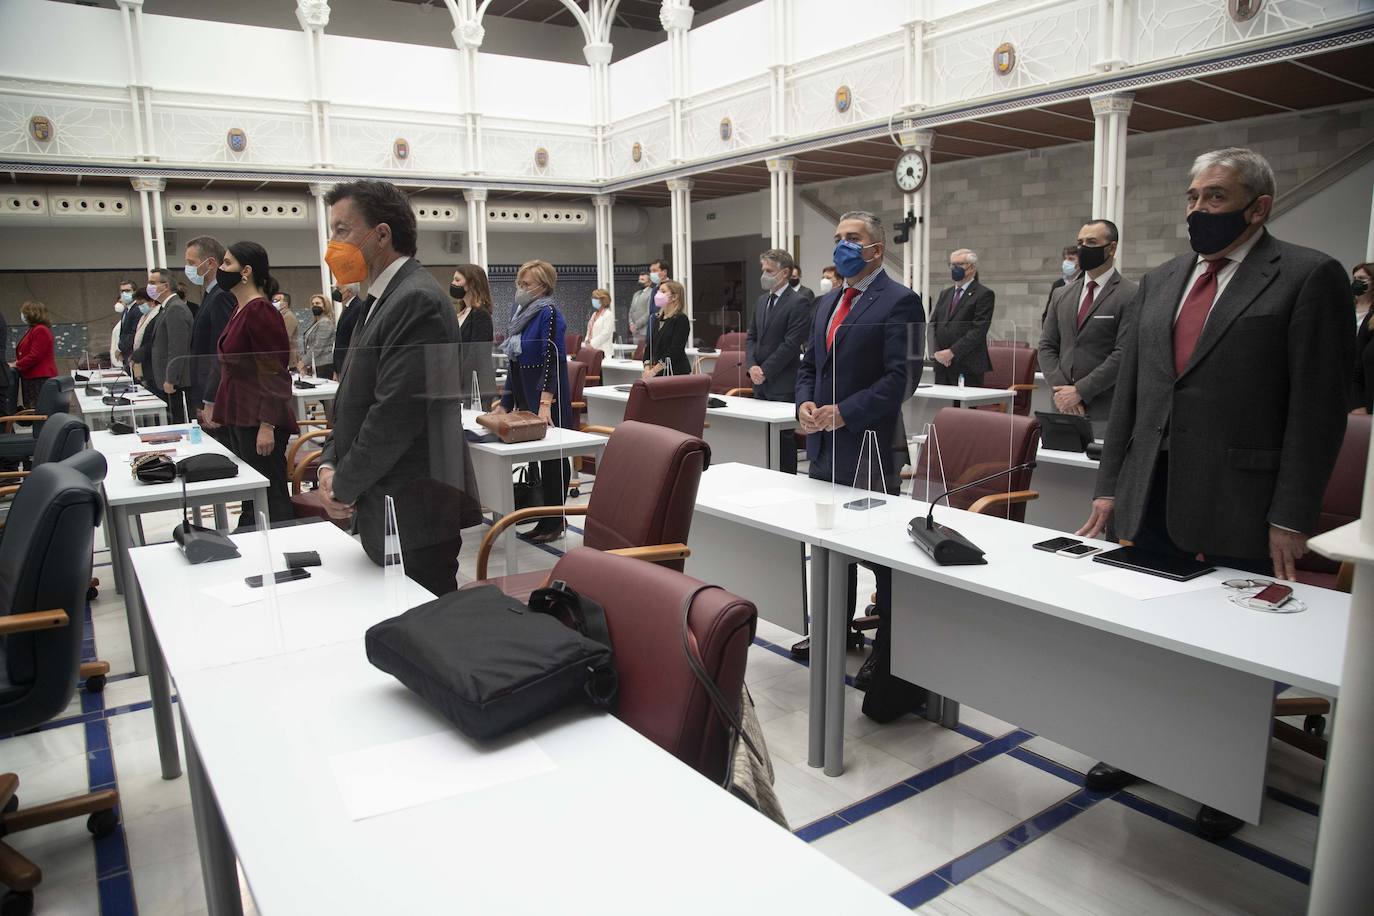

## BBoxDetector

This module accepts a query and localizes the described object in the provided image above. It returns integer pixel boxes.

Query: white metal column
[898,129,934,309]
[768,158,795,252]
[133,180,155,273]
[451,10,485,175]
[116,0,147,159]
[1090,92,1133,229]
[668,178,694,320]
[584,41,613,180]
[311,182,333,296]
[593,194,614,292]
[131,177,164,272]
[661,1,694,164]
[767,0,790,141]
[464,188,488,271]
[296,2,332,167]
[1308,419,1374,914]
[150,184,168,269]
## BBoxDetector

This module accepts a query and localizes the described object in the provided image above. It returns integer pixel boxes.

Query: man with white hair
[1078,147,1353,838]
[930,248,994,386]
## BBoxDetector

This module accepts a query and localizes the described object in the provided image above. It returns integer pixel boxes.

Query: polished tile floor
[2,479,1325,914]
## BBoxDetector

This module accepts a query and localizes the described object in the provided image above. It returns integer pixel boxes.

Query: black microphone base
[908,518,987,566]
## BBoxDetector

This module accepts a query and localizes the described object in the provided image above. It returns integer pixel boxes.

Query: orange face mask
[323,227,378,286]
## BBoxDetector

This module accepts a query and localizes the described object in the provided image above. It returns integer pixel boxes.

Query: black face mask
[1187,198,1257,256]
[450,284,466,300]
[1352,279,1369,298]
[331,288,342,302]
[216,267,243,290]
[789,277,799,287]
[312,306,324,316]
[1076,243,1111,273]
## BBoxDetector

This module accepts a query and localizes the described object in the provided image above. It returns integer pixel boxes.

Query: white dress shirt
[363,256,411,324]
[1078,265,1117,313]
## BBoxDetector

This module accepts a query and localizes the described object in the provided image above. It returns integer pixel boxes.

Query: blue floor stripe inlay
[1266,785,1320,817]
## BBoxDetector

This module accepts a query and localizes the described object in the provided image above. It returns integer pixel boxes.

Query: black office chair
[0,413,90,502]
[0,377,75,469]
[0,460,116,916]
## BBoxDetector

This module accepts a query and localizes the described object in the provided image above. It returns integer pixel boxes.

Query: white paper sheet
[201,567,345,607]
[328,729,556,821]
[727,487,810,509]
[1080,568,1223,601]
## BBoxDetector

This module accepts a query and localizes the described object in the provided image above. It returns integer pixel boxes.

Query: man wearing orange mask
[315,180,482,595]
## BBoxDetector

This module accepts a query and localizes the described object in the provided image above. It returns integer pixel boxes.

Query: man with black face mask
[1038,219,1137,436]
[1077,147,1353,840]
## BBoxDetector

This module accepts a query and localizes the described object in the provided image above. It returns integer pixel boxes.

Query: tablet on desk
[1092,546,1216,581]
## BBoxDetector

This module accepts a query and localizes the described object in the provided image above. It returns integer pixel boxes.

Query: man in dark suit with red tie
[930,248,994,386]
[1078,147,1353,838]
[796,210,925,722]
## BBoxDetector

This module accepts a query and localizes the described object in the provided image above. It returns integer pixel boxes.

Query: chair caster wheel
[848,632,866,652]
[568,488,580,499]
[1303,714,1326,737]
[85,674,106,694]
[1,890,33,916]
[87,586,99,601]
[3,794,17,814]
[87,808,118,839]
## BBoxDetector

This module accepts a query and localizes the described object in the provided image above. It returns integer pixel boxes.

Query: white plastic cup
[815,498,836,529]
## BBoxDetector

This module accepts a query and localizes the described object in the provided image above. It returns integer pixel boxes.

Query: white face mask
[649,271,661,285]
[592,299,602,309]
[818,277,834,294]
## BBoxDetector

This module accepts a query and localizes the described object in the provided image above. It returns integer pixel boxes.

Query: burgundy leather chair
[564,332,583,356]
[1274,414,1367,757]
[716,331,746,352]
[911,407,1042,520]
[584,375,709,439]
[707,351,751,397]
[575,345,605,387]
[633,341,646,361]
[567,360,588,429]
[978,345,1038,417]
[548,547,756,784]
[471,420,711,599]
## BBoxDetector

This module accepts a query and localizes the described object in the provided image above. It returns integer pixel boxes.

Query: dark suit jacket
[152,295,193,391]
[1043,275,1077,323]
[133,310,161,391]
[117,306,140,364]
[458,306,497,406]
[796,270,923,489]
[790,282,815,308]
[332,294,369,376]
[190,284,235,410]
[319,259,481,561]
[649,312,691,377]
[745,285,809,401]
[1352,310,1373,412]
[1096,231,1353,558]
[1038,270,1139,431]
[931,279,994,376]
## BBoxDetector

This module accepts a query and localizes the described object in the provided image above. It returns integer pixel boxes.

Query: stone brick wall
[807,100,1374,334]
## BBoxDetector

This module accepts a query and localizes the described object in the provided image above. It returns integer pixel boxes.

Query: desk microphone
[172,465,240,564]
[908,461,1037,566]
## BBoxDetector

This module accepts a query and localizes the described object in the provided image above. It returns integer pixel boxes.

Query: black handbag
[364,581,617,741]
[512,462,541,510]
[132,454,177,483]
[177,453,238,482]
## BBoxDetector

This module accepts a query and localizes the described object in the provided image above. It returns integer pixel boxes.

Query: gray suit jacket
[152,295,193,390]
[1038,270,1138,431]
[628,285,653,338]
[1095,231,1354,558]
[319,259,482,561]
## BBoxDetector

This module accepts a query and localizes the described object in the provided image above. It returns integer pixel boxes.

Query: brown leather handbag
[476,409,547,444]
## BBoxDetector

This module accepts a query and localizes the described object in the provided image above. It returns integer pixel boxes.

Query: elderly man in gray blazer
[148,268,194,422]
[317,180,482,596]
[1077,147,1353,839]
[1038,219,1138,436]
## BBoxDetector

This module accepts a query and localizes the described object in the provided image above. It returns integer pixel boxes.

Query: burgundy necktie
[1076,280,1098,329]
[826,287,859,351]
[947,286,964,320]
[1173,259,1228,375]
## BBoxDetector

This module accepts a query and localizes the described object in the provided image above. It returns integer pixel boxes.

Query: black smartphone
[1058,543,1101,559]
[1033,536,1081,553]
[245,568,311,588]
[843,497,886,511]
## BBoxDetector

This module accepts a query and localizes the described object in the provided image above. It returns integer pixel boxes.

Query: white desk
[463,410,607,573]
[584,385,799,471]
[611,342,637,356]
[90,425,270,677]
[598,357,644,386]
[1027,444,1101,533]
[290,376,338,419]
[73,384,169,430]
[692,463,1349,824]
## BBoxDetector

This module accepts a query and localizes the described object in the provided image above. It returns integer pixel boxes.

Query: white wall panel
[142,17,310,102]
[1134,0,1370,65]
[0,0,128,88]
[687,3,770,96]
[608,111,672,178]
[684,81,771,160]
[153,106,314,166]
[330,116,466,174]
[0,90,137,161]
[608,43,671,122]
[477,54,590,124]
[323,35,461,112]
[791,0,910,61]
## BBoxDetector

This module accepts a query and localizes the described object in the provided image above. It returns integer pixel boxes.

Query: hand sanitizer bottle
[957,373,966,389]
[189,419,203,444]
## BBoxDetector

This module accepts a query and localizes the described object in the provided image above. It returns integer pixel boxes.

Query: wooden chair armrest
[581,424,615,436]
[571,400,586,410]
[80,660,110,679]
[1337,561,1353,594]
[476,505,591,579]
[1274,697,1331,716]
[0,485,20,500]
[1010,384,1036,392]
[0,608,69,636]
[0,413,44,424]
[585,375,600,385]
[968,489,1039,515]
[286,428,331,470]
[724,387,754,397]
[297,419,331,429]
[0,471,30,480]
[604,543,691,564]
[290,452,323,493]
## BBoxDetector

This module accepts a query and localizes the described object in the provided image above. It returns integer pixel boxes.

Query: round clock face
[894,150,927,193]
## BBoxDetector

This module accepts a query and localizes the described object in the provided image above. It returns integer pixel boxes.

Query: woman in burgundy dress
[203,241,298,527]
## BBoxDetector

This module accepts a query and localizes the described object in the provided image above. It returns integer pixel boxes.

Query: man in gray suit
[317,180,482,596]
[1038,219,1138,436]
[149,268,194,422]
[1077,147,1353,838]
[746,248,810,474]
[627,272,652,346]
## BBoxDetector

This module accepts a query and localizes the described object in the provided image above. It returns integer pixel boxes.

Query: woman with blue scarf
[492,259,573,544]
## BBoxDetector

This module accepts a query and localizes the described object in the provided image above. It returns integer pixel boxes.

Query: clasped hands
[316,466,355,521]
[798,401,845,433]
[1053,385,1085,416]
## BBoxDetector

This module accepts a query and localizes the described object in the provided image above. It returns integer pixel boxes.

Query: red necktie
[1173,259,1228,375]
[1076,280,1098,329]
[826,286,859,351]
[947,286,963,320]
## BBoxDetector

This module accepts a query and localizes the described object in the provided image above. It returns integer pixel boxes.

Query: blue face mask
[950,264,967,283]
[832,240,874,278]
[138,303,150,315]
